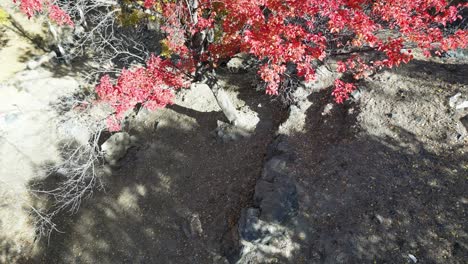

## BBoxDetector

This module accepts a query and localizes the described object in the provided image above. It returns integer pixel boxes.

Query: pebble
[449,93,462,108]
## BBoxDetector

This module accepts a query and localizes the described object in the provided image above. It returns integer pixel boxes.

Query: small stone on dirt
[449,93,462,108]
[322,103,334,116]
[189,214,203,238]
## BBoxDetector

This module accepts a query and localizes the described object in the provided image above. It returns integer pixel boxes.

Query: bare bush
[50,0,158,80]
[28,100,108,241]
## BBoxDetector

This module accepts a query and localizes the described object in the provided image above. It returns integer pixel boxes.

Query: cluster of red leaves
[13,0,73,26]
[96,55,189,131]
[15,0,468,130]
[13,0,41,18]
[48,4,73,26]
[332,79,357,104]
[215,0,467,100]
[144,0,156,9]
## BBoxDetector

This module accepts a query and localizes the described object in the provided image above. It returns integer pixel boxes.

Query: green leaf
[0,7,10,25]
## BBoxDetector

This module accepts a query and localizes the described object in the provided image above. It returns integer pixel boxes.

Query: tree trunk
[188,0,239,124]
[205,71,239,124]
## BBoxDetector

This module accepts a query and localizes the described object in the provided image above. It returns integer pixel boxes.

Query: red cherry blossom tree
[12,0,468,131]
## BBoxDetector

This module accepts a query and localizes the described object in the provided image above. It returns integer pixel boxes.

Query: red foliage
[95,55,189,131]
[13,0,73,26]
[144,0,156,9]
[215,0,467,103]
[13,0,42,19]
[14,0,468,130]
[48,4,73,26]
[332,80,357,104]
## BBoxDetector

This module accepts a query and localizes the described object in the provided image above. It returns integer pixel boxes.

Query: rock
[235,111,260,131]
[408,254,418,263]
[0,112,20,125]
[456,101,468,110]
[227,53,249,73]
[238,208,261,241]
[260,156,288,182]
[12,68,53,83]
[0,67,87,262]
[182,213,203,239]
[236,137,299,263]
[449,93,462,108]
[26,51,56,70]
[237,210,299,263]
[292,86,311,104]
[254,172,298,223]
[278,105,310,134]
[189,214,203,238]
[213,118,255,143]
[302,64,341,91]
[15,76,80,103]
[184,83,220,112]
[253,139,298,224]
[351,89,362,101]
[322,103,334,116]
[375,214,392,226]
[217,128,224,138]
[101,132,132,165]
[266,135,292,160]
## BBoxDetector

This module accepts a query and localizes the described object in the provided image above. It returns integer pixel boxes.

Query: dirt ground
[0,0,46,82]
[0,3,68,263]
[17,55,466,264]
[284,56,468,263]
[19,70,284,264]
[0,3,467,262]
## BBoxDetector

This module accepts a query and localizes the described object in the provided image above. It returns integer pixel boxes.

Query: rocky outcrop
[236,136,299,264]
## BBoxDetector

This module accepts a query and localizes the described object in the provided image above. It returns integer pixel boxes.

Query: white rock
[302,64,341,91]
[26,51,56,70]
[456,101,468,110]
[101,132,132,165]
[182,83,220,112]
[449,93,462,108]
[227,53,249,72]
[322,103,334,116]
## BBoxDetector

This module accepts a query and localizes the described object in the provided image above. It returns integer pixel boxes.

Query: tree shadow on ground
[38,55,102,80]
[392,59,468,85]
[167,104,223,130]
[0,28,8,47]
[17,58,467,263]
[219,68,285,134]
[3,19,47,53]
[36,24,165,81]
[21,73,283,263]
[280,87,468,263]
[25,122,221,264]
